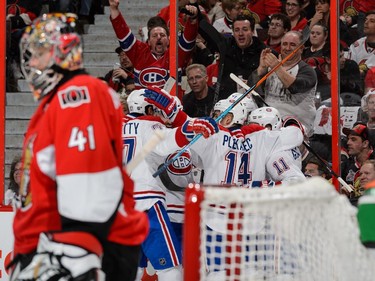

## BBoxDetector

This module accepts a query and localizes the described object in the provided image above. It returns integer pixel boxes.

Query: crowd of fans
[5,0,375,202]
[3,1,375,280]
[6,0,106,91]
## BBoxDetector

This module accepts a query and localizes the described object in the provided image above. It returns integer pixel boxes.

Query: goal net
[183,177,375,281]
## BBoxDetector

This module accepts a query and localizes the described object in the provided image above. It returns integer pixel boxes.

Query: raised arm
[109,0,120,19]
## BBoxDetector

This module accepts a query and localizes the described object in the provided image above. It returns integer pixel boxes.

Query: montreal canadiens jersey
[13,74,142,254]
[189,127,245,185]
[122,115,188,211]
[239,126,305,185]
[111,12,198,92]
[162,149,200,224]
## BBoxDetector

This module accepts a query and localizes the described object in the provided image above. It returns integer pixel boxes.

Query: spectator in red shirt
[245,0,282,28]
[284,0,308,32]
[365,67,375,94]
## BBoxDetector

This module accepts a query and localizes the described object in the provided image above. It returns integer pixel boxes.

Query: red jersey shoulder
[56,75,118,110]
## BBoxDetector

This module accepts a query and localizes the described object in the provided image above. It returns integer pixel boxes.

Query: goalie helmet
[213,99,247,127]
[20,13,83,100]
[248,107,282,130]
[227,92,258,116]
[127,89,155,115]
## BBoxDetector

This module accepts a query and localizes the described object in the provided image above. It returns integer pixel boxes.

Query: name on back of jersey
[123,122,139,134]
[223,135,253,152]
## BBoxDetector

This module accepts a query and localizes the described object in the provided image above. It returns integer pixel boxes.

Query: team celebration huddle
[4,0,375,280]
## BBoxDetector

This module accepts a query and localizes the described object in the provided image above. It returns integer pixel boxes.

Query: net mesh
[195,178,375,281]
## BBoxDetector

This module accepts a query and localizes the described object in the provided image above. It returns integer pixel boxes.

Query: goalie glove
[247,180,281,188]
[143,86,178,120]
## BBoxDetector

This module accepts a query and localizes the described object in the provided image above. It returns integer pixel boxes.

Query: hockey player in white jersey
[247,106,282,130]
[243,107,306,186]
[143,87,248,185]
[242,109,307,279]
[123,89,218,281]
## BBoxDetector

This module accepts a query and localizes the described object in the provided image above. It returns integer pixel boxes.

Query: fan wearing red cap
[342,123,375,204]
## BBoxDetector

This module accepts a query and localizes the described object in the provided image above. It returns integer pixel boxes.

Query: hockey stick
[199,19,227,106]
[152,29,311,178]
[163,76,176,94]
[230,73,353,193]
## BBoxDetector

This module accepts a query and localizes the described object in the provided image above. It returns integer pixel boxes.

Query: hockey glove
[231,128,245,141]
[143,86,178,120]
[12,232,104,281]
[182,117,219,141]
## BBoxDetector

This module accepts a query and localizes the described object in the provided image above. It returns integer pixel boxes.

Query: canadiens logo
[138,67,168,88]
[58,86,91,109]
[152,124,164,130]
[167,151,192,175]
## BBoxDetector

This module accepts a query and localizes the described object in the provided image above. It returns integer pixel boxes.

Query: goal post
[183,177,375,281]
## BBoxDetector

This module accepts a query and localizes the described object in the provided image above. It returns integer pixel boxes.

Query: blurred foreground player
[8,13,148,281]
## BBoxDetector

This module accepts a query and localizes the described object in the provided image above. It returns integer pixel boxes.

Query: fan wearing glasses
[284,0,309,32]
[265,13,291,54]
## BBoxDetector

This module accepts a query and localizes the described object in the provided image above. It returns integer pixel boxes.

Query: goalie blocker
[9,232,105,281]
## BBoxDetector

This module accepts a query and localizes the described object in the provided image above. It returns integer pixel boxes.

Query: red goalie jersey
[13,73,148,255]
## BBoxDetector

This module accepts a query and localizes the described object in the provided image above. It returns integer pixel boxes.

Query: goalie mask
[20,13,83,100]
[213,99,247,127]
[127,89,155,115]
[248,107,282,130]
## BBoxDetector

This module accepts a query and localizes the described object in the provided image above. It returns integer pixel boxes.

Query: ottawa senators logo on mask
[166,151,192,175]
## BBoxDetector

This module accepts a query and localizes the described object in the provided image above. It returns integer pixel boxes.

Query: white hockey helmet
[248,107,282,130]
[127,89,154,115]
[213,99,247,127]
[227,92,258,116]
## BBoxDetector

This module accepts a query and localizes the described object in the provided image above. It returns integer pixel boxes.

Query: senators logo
[58,86,91,109]
[138,67,168,88]
[167,151,192,175]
